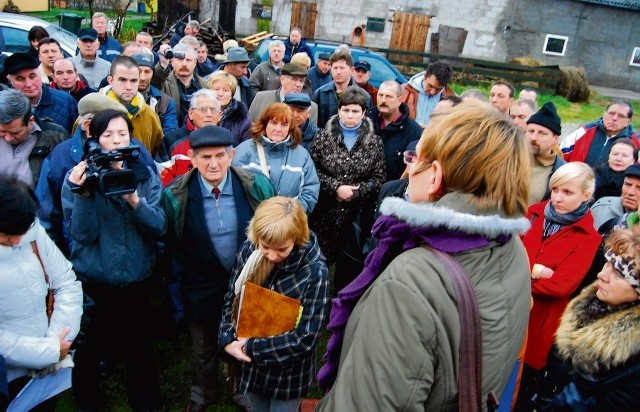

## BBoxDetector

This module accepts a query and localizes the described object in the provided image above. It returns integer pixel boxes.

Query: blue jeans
[245,392,301,412]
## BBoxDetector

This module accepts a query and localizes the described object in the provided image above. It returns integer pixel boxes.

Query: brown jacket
[401,80,456,120]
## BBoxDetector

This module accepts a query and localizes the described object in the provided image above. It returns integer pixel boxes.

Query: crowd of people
[1,12,640,412]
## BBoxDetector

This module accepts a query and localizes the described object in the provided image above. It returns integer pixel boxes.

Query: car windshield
[45,24,77,48]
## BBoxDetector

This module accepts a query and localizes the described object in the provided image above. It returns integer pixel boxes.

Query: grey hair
[179,35,199,49]
[512,98,536,113]
[92,12,107,21]
[173,43,196,59]
[0,90,31,125]
[460,89,487,102]
[269,40,285,52]
[186,20,200,30]
[189,89,221,110]
[380,80,402,97]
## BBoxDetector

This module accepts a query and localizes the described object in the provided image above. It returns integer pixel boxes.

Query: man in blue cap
[162,126,273,411]
[308,52,332,93]
[352,60,378,106]
[132,53,178,135]
[284,92,319,151]
[71,27,111,90]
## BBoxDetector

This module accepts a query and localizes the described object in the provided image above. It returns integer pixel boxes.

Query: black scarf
[543,201,590,238]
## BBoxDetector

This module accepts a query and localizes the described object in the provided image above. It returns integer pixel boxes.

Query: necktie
[212,187,220,200]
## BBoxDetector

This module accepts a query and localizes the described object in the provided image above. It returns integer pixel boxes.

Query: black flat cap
[3,53,39,76]
[78,27,98,41]
[189,125,236,149]
[625,164,640,179]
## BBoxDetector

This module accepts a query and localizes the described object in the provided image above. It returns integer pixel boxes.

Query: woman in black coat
[592,139,638,201]
[548,225,640,411]
[309,87,386,292]
[207,71,252,144]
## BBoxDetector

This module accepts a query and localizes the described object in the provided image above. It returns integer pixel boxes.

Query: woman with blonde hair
[233,103,319,213]
[516,162,601,410]
[207,71,251,143]
[218,196,329,412]
[317,101,532,410]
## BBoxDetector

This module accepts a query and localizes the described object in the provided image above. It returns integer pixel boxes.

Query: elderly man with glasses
[248,63,318,123]
[561,98,639,167]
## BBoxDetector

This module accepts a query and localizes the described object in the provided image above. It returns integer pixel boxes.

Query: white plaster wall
[229,0,510,60]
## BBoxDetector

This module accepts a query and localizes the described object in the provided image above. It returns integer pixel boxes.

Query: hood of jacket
[407,71,426,92]
[556,282,640,375]
[259,135,293,153]
[0,220,38,259]
[380,194,530,238]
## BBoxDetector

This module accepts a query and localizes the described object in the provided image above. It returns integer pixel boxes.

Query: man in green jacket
[162,125,273,411]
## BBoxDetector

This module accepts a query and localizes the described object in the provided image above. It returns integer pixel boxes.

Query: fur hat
[215,39,240,62]
[78,93,128,116]
[527,102,562,136]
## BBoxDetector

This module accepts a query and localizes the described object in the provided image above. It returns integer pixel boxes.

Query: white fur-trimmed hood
[379,195,530,238]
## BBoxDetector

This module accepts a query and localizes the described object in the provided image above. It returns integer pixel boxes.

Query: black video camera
[162,48,185,59]
[74,138,140,196]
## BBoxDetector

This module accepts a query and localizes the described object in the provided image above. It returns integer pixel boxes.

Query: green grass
[450,84,640,130]
[27,7,152,42]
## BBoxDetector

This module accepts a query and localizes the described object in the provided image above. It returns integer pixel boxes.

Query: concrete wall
[231,0,510,58]
[1,0,48,12]
[502,0,640,90]
[222,0,639,90]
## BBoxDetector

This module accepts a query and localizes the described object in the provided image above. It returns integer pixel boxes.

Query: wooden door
[290,2,317,39]
[389,12,430,63]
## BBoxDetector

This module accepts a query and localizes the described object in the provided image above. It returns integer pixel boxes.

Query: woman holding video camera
[61,109,167,411]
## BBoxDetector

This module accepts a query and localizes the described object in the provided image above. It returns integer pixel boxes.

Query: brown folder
[236,282,302,338]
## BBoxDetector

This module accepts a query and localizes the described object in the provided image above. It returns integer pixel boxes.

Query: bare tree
[106,0,134,38]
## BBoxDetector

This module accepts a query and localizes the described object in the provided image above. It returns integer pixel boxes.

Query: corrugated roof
[574,0,640,10]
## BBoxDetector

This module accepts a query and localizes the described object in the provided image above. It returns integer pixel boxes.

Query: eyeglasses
[193,106,220,114]
[283,75,306,84]
[605,111,629,119]
[403,150,427,165]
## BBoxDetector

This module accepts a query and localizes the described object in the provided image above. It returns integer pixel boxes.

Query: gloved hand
[28,354,75,378]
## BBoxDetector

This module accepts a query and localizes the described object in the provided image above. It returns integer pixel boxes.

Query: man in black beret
[248,63,318,122]
[3,53,78,134]
[162,125,274,411]
[308,52,332,93]
[526,101,566,205]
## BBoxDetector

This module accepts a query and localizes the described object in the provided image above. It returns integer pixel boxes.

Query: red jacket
[561,120,639,164]
[522,201,601,370]
[156,119,196,187]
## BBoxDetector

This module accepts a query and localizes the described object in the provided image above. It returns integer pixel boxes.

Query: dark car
[251,35,407,88]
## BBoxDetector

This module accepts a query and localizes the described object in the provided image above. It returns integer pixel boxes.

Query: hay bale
[508,56,545,67]
[556,66,590,102]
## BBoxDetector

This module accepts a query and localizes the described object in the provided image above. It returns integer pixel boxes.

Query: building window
[630,47,640,67]
[366,17,385,33]
[543,34,568,56]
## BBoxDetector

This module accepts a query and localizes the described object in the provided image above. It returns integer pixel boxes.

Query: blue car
[251,35,407,88]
